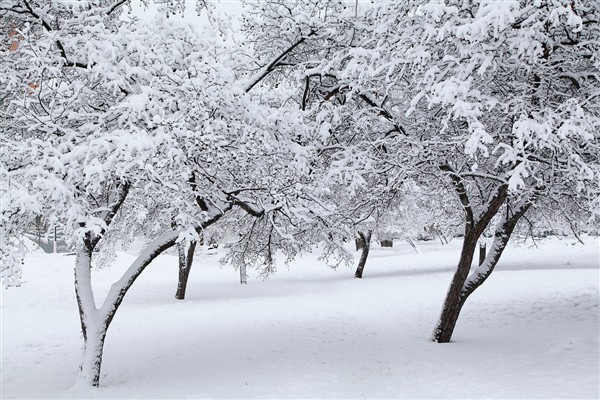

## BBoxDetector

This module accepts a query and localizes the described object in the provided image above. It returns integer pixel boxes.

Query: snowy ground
[2,236,599,399]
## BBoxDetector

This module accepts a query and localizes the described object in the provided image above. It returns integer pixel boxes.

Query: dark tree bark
[355,235,365,251]
[432,230,482,343]
[438,231,449,245]
[354,230,372,278]
[433,168,534,343]
[479,243,487,266]
[433,167,509,343]
[175,240,197,300]
[433,203,530,342]
[459,201,531,303]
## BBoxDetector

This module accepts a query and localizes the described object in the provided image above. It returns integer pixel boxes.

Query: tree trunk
[175,240,196,300]
[354,230,372,278]
[78,323,108,387]
[72,209,228,387]
[460,201,531,302]
[74,229,184,387]
[407,238,420,254]
[68,183,230,388]
[479,242,487,266]
[436,229,447,245]
[355,235,365,251]
[431,172,509,343]
[438,231,449,245]
[240,264,248,284]
[74,245,105,387]
[432,231,479,343]
[380,239,393,247]
[432,197,531,343]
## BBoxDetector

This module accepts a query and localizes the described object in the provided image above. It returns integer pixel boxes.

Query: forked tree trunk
[175,240,197,300]
[432,198,531,343]
[432,170,509,343]
[354,230,372,278]
[73,208,228,387]
[460,201,531,304]
[74,245,112,387]
[74,229,194,387]
[74,246,104,386]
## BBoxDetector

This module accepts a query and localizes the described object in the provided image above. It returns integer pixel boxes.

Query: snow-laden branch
[98,206,228,327]
[90,181,130,249]
[460,197,532,302]
[439,164,475,231]
[18,0,89,69]
[242,30,316,93]
[229,195,265,218]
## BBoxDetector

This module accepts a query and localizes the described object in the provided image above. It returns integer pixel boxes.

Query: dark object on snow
[479,243,487,266]
[354,230,372,278]
[355,236,365,251]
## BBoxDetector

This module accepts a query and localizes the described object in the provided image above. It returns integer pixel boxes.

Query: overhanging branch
[243,30,316,93]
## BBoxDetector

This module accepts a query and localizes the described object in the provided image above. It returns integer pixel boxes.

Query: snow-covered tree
[0,0,348,386]
[253,0,600,338]
[3,0,598,388]
[312,0,600,341]
[0,0,235,385]
[409,0,599,343]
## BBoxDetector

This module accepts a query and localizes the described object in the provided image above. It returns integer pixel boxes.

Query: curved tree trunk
[432,169,509,343]
[73,206,229,387]
[432,231,479,343]
[175,240,197,300]
[354,230,372,278]
[433,197,531,343]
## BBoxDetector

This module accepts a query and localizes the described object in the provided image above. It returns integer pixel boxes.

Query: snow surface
[2,237,599,399]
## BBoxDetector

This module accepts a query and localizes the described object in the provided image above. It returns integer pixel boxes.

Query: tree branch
[106,0,128,16]
[99,205,230,329]
[243,30,316,93]
[90,181,130,249]
[358,91,406,136]
[20,0,89,69]
[439,164,474,233]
